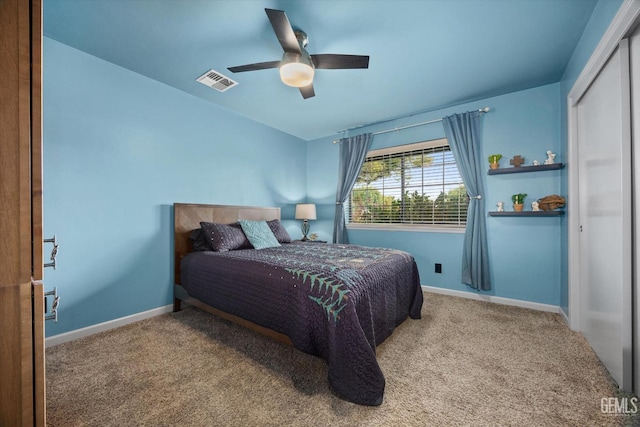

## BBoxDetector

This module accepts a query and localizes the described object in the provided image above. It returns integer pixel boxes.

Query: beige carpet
[46,293,635,426]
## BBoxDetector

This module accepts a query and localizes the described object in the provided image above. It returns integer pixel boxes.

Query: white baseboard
[559,307,569,325]
[45,304,174,348]
[422,285,561,314]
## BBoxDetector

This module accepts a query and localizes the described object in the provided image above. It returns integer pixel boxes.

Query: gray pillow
[189,228,211,252]
[199,221,252,251]
[267,219,292,243]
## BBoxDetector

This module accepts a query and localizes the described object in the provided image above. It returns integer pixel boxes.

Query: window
[349,138,468,228]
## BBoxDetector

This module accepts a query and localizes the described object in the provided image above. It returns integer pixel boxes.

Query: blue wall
[307,83,563,305]
[558,0,623,313]
[43,38,307,336]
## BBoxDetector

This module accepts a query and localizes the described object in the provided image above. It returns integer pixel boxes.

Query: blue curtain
[441,111,491,290]
[333,133,373,244]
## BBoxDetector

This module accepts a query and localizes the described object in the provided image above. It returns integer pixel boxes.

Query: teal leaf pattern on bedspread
[259,243,404,323]
[286,267,352,322]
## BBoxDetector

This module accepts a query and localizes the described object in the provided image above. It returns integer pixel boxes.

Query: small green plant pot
[488,154,502,168]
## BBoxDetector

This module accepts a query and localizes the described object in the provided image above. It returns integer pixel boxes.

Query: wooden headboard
[173,203,281,284]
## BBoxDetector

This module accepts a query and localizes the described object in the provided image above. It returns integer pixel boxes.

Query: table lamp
[295,203,317,241]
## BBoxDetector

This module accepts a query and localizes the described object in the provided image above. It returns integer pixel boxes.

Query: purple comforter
[179,242,423,406]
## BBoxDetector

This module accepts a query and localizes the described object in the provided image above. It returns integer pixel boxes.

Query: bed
[173,203,423,406]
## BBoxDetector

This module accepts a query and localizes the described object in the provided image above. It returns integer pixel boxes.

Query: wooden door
[0,0,45,425]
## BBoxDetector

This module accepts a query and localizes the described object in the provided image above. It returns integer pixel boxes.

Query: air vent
[196,69,238,92]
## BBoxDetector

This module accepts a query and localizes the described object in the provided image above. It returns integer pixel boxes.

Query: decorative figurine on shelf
[510,155,525,168]
[496,201,504,212]
[531,201,540,211]
[533,160,540,166]
[544,151,556,165]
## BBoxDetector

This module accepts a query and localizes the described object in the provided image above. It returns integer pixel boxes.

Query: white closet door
[577,39,632,391]
[631,25,640,393]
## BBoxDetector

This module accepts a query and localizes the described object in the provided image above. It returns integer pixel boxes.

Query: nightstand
[294,240,328,243]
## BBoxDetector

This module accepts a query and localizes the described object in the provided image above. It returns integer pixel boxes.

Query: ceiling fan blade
[299,84,315,99]
[227,60,280,73]
[265,8,301,54]
[311,54,370,70]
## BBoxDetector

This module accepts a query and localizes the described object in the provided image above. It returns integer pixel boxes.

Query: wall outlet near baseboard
[435,263,442,273]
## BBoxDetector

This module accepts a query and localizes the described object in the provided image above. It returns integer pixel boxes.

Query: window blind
[349,142,468,226]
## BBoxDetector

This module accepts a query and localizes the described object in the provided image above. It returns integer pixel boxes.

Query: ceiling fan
[227,8,369,99]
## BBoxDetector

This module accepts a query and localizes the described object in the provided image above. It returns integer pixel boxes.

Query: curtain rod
[332,107,491,144]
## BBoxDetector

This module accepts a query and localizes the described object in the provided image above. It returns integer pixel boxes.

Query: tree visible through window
[349,139,468,226]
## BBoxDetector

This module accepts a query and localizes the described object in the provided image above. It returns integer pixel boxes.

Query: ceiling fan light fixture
[280,52,315,87]
[227,9,369,98]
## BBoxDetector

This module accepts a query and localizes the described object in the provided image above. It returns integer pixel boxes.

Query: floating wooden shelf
[488,163,564,175]
[489,211,565,217]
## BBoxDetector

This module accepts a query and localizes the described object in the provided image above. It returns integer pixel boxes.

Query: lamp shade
[295,203,317,220]
[280,52,315,88]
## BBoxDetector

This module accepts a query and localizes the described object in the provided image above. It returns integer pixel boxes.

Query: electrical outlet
[435,263,442,273]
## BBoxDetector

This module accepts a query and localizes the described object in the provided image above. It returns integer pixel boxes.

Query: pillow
[238,219,281,250]
[200,221,252,252]
[189,228,211,252]
[267,219,292,243]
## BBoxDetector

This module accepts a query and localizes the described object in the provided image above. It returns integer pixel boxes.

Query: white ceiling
[43,0,599,141]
